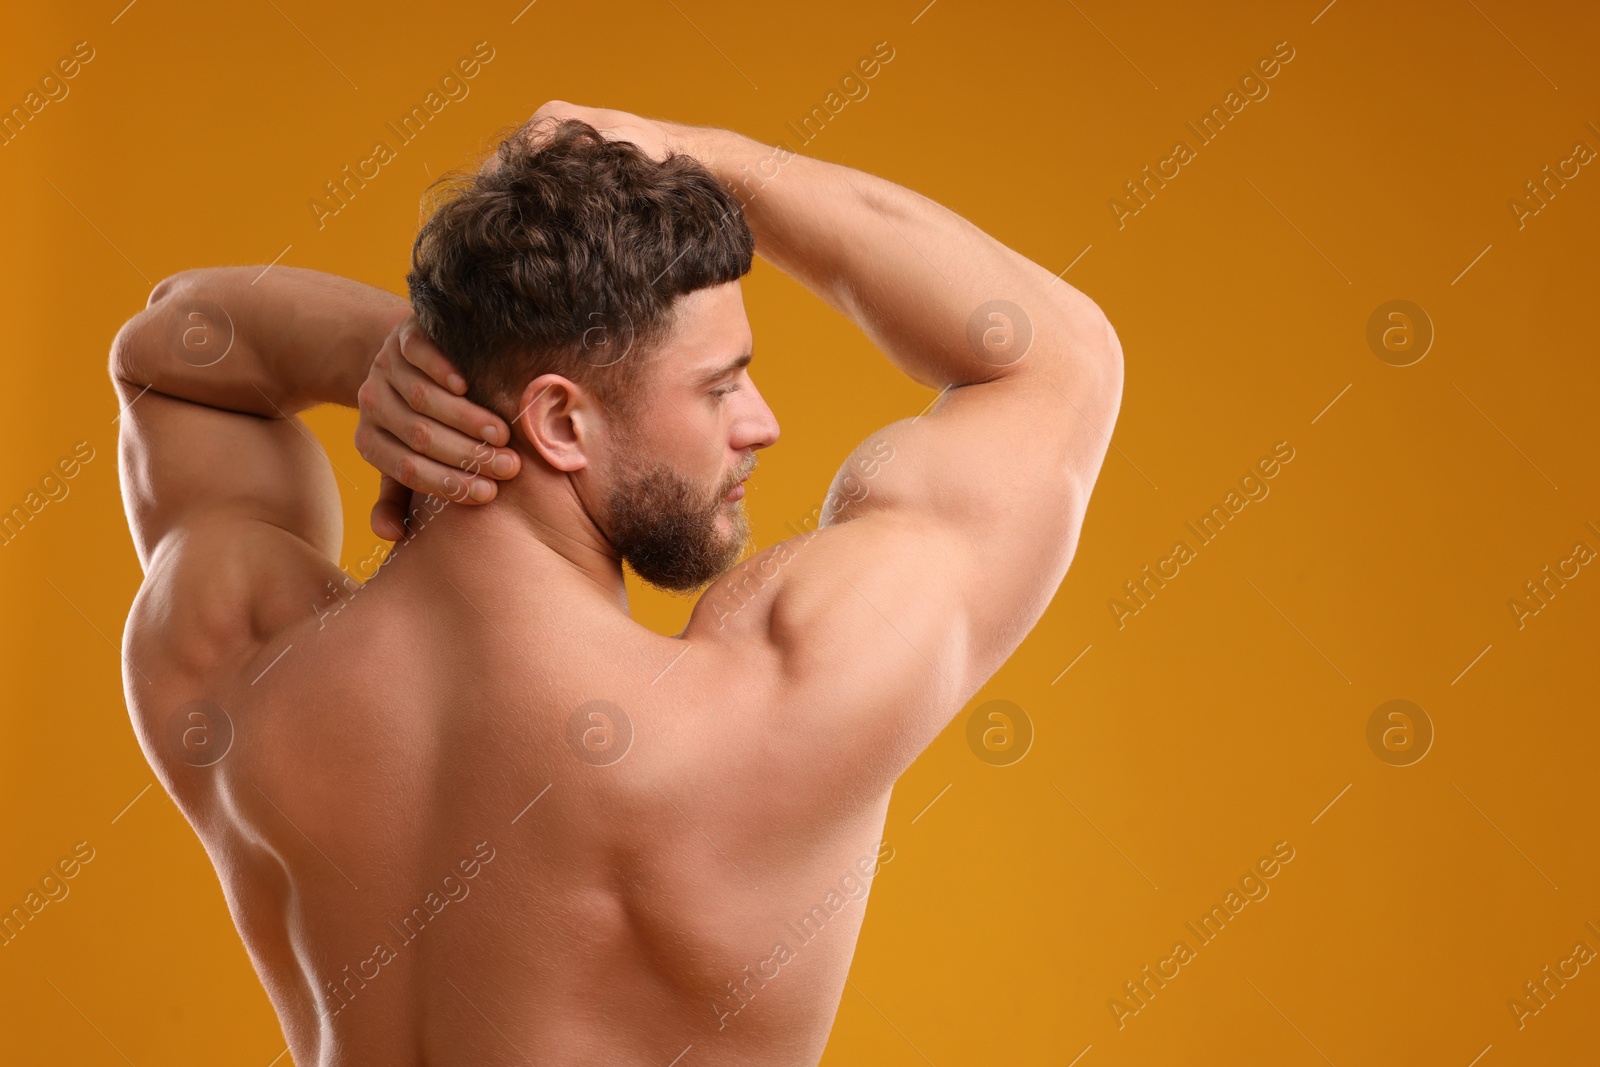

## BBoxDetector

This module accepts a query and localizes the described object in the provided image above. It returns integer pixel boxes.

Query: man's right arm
[674,122,1124,784]
[356,104,1123,788]
[675,124,1119,398]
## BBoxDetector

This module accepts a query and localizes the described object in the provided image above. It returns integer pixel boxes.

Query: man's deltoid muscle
[110,100,1122,1066]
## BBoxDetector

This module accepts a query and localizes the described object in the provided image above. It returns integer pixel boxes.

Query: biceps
[118,390,343,568]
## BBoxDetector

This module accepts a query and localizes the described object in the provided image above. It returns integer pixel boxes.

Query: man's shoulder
[683,529,825,641]
[129,519,344,671]
[122,511,371,790]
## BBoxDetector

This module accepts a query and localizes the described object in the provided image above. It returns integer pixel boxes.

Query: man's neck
[398,475,631,616]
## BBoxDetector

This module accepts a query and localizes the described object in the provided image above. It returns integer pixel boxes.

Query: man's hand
[510,100,690,166]
[355,315,521,541]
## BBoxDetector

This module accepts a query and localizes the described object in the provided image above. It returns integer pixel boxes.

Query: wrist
[335,300,412,407]
[667,123,766,190]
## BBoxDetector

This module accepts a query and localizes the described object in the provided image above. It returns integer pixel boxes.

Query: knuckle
[406,379,431,411]
[396,456,418,485]
[407,420,431,452]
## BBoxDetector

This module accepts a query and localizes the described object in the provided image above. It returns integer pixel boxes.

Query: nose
[734,380,780,453]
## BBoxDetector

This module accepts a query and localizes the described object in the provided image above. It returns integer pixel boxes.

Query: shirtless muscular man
[110,100,1122,1066]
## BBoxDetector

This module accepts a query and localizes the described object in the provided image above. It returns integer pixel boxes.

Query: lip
[724,481,746,502]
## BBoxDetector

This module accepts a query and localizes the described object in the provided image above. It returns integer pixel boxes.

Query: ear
[514,373,601,473]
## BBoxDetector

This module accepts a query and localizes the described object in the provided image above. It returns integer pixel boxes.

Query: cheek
[621,404,720,480]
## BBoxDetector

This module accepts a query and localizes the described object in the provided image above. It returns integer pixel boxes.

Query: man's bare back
[112,102,1121,1066]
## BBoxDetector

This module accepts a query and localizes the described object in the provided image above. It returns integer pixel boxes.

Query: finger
[397,319,470,396]
[356,423,501,505]
[385,349,515,451]
[368,375,521,479]
[370,475,413,541]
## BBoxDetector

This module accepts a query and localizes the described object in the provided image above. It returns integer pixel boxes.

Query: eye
[710,381,740,399]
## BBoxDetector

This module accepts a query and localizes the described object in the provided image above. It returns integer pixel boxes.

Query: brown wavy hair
[406,117,754,424]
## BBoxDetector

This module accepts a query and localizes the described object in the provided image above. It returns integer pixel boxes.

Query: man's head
[406,118,779,594]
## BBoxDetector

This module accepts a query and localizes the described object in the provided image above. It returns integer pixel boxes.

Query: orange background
[3,1,1598,1063]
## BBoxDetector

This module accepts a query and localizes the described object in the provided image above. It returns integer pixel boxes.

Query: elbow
[1051,286,1122,378]
[109,270,191,386]
[1075,300,1124,424]
[147,272,183,308]
[1077,293,1122,369]
[1097,302,1123,367]
[1098,309,1125,409]
[108,308,148,387]
[144,267,216,310]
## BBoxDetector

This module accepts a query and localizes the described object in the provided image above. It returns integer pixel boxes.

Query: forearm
[111,266,410,416]
[670,123,1112,390]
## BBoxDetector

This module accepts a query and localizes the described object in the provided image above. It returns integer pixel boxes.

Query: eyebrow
[693,350,752,386]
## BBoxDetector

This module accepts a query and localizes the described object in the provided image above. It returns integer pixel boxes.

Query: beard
[602,444,754,594]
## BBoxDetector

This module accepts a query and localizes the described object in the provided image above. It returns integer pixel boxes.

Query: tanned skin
[111,101,1122,1067]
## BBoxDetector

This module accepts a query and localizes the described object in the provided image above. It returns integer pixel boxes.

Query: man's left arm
[110,266,515,690]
